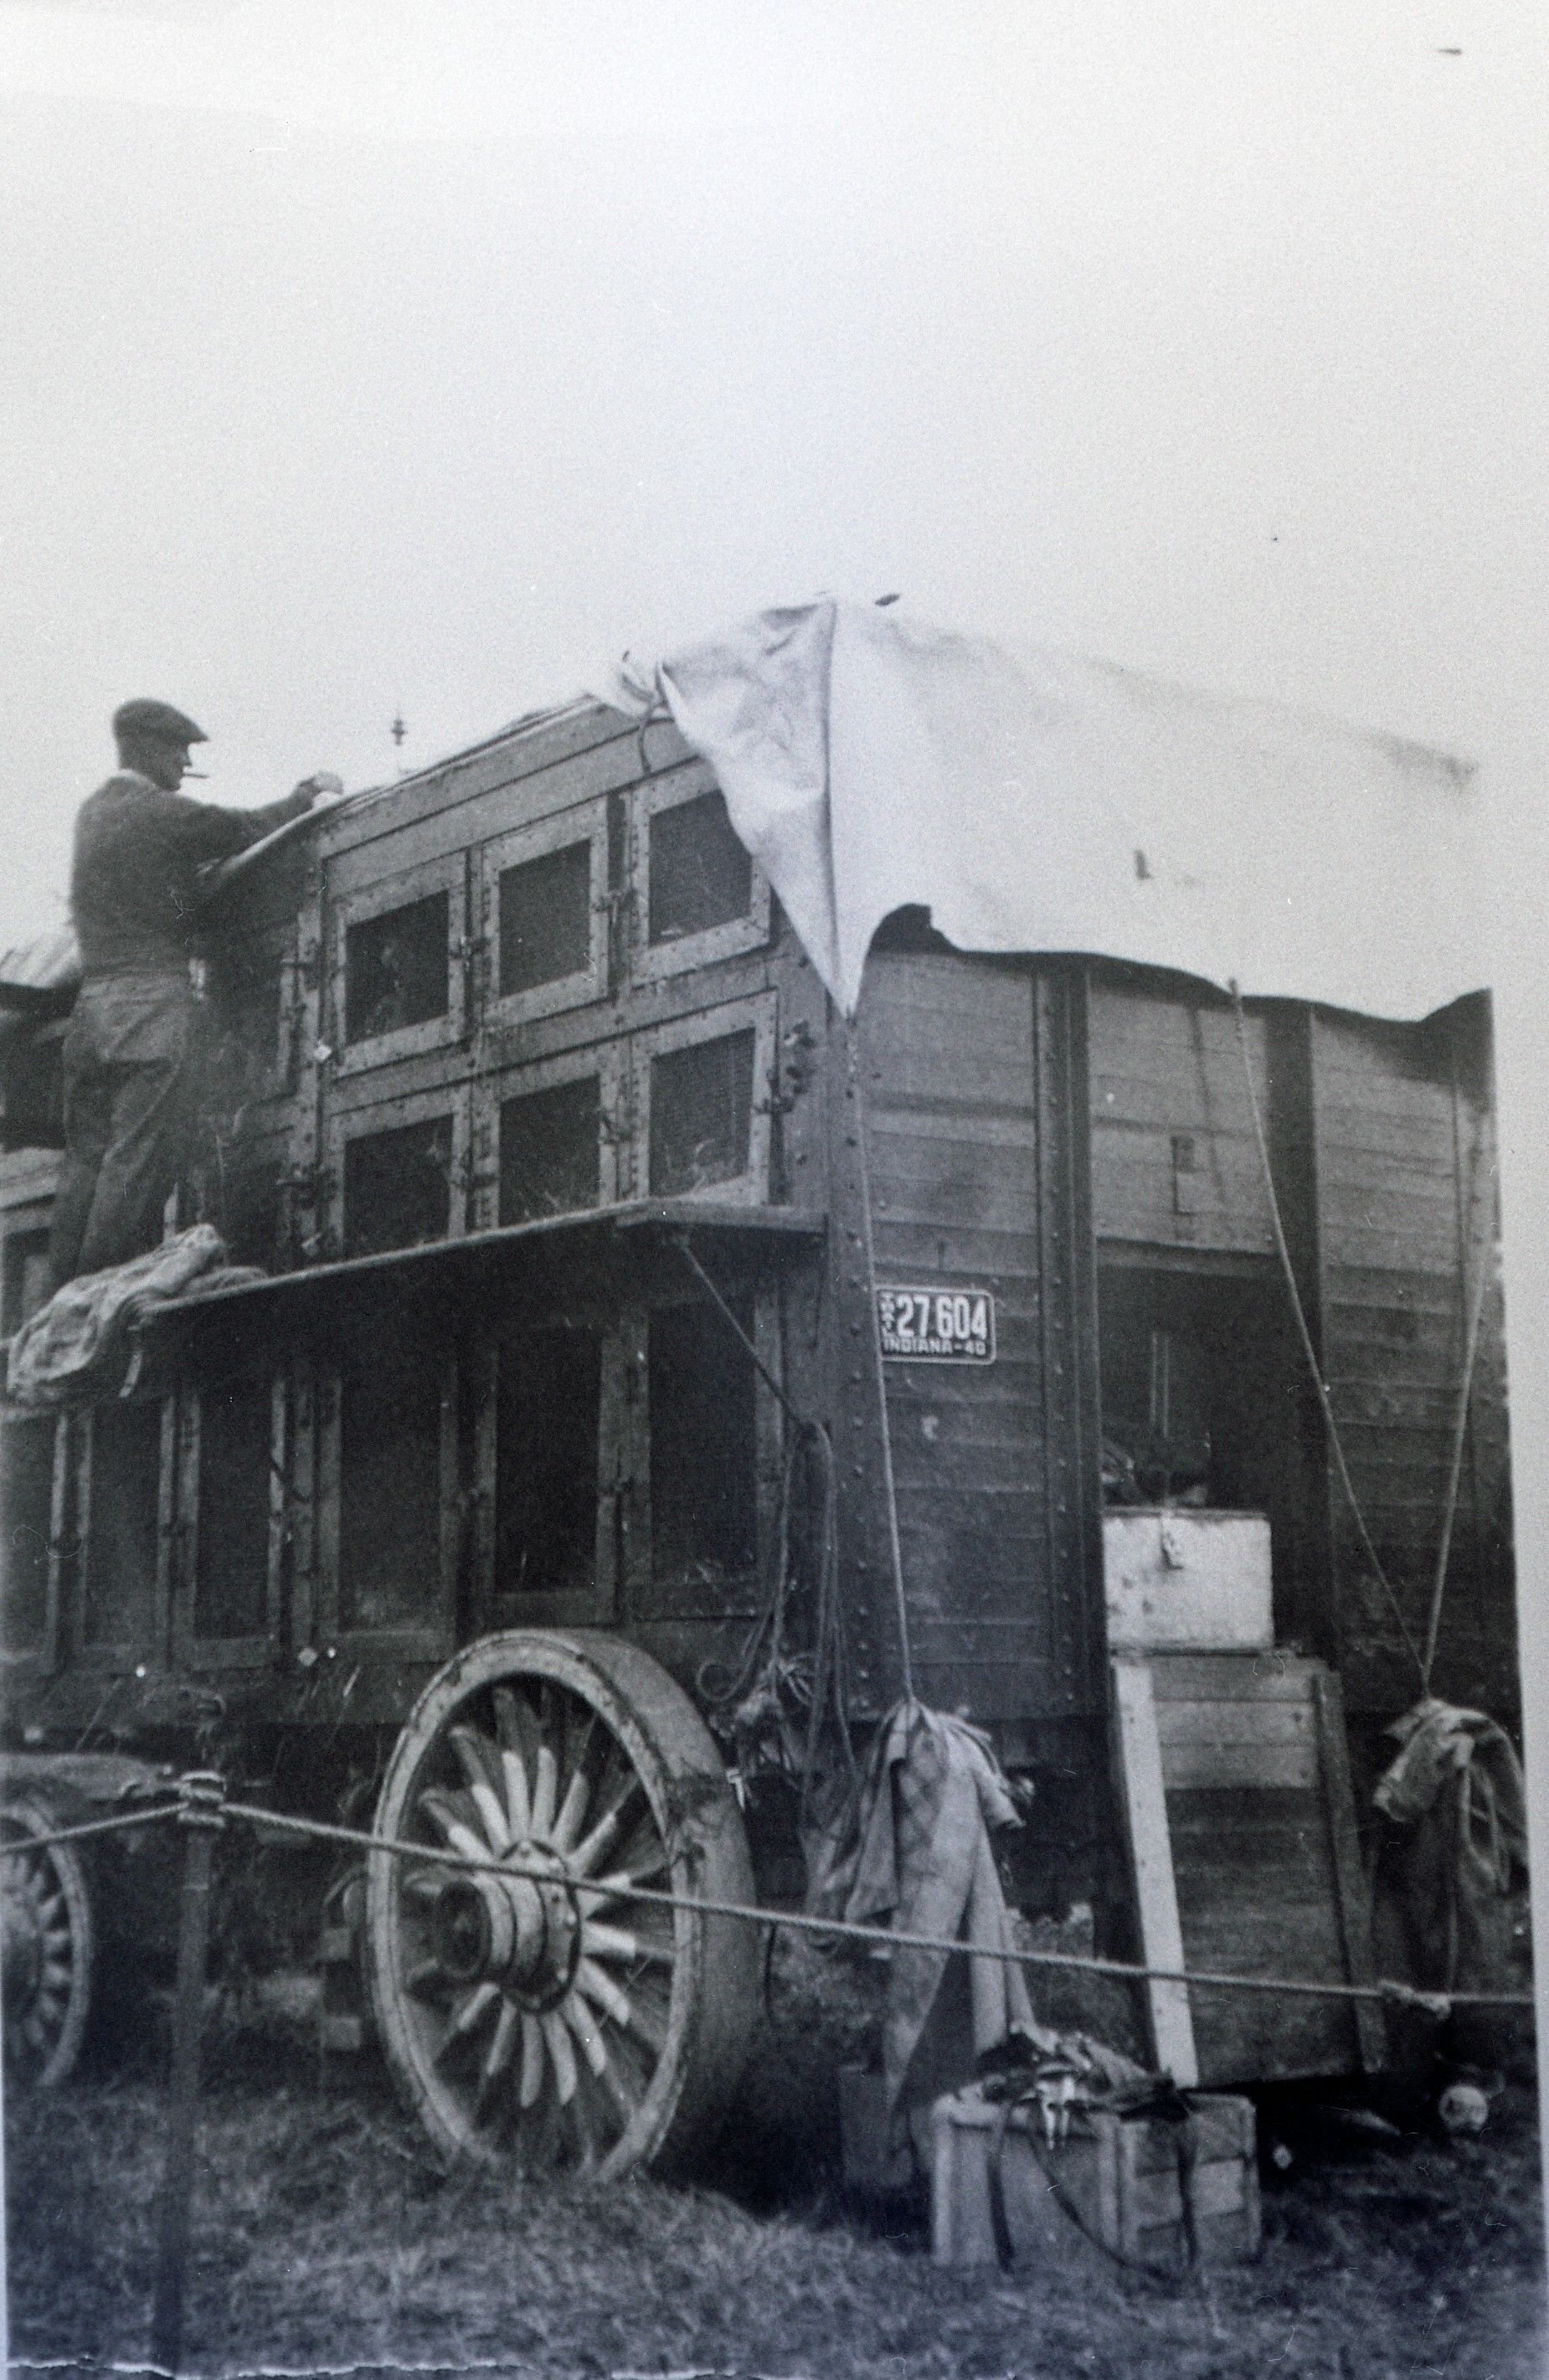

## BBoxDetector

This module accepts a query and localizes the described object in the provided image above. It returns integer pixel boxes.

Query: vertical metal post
[150,1773,224,2377]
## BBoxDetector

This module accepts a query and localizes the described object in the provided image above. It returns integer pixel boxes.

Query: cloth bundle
[5,1223,265,1407]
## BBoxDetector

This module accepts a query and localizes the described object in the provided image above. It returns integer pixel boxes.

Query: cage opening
[648,790,753,945]
[495,1326,603,1605]
[649,1298,757,1584]
[499,1077,601,1225]
[219,1161,281,1271]
[342,1115,453,1259]
[649,1028,754,1197]
[193,1379,271,1640]
[84,1400,162,1648]
[338,1358,443,1631]
[345,890,450,1043]
[498,842,592,997]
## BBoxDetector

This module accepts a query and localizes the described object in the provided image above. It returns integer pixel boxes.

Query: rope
[0,1800,185,1854]
[1228,987,1425,1685]
[1422,1143,1496,1690]
[2,1780,1525,2009]
[207,1795,1530,2012]
[672,1232,857,1806]
[671,1231,809,1435]
[845,1027,915,1702]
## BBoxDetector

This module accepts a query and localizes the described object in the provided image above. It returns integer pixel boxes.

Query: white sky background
[3,0,1549,2207]
[0,0,1545,952]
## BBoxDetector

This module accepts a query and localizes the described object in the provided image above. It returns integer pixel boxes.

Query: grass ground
[7,1940,1544,2380]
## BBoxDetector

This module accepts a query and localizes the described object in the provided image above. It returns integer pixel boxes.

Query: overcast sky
[1,0,1545,957]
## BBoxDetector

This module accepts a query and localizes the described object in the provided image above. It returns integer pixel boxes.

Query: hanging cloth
[811,1701,1044,2119]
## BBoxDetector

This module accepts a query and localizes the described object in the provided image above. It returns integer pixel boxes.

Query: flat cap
[112,698,208,745]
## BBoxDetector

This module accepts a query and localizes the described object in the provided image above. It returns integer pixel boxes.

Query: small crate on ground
[930,2082,1260,2275]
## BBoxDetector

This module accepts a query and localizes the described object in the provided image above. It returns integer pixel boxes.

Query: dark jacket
[70,772,312,976]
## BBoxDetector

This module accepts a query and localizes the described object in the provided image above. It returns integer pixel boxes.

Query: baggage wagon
[0,696,1514,2169]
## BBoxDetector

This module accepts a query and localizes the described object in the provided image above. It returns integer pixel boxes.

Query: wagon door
[850,953,1104,1730]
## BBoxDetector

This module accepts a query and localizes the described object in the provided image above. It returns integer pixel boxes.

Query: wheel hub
[428,1843,580,2013]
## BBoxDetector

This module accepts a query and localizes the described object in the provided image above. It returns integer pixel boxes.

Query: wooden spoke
[561,1993,610,2078]
[574,1955,633,2029]
[531,1742,558,1841]
[559,1705,599,1804]
[550,1763,592,1857]
[564,2071,600,2171]
[483,1998,519,2084]
[518,2012,545,2108]
[582,1920,672,1968]
[450,1981,501,2041]
[511,1692,544,1800]
[417,1790,491,1867]
[539,2007,578,2104]
[570,1780,646,1878]
[502,1748,532,1837]
[450,1728,512,1852]
[579,1857,671,1916]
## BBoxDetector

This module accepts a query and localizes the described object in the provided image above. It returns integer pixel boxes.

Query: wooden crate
[930,2084,1260,2274]
[1103,1509,1273,1651]
[1110,1649,1383,2087]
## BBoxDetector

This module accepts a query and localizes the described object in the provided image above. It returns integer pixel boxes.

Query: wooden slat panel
[864,1223,1047,1276]
[862,966,1042,1110]
[869,1109,1038,1151]
[1160,1740,1318,1791]
[1088,987,1274,1253]
[1154,1699,1314,1749]
[324,706,636,859]
[1315,1105,1477,1162]
[1147,1652,1322,1702]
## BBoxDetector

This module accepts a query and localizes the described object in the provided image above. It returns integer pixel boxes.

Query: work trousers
[49,971,199,1285]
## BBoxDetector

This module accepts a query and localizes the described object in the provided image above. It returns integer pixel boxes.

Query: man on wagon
[48,698,328,1285]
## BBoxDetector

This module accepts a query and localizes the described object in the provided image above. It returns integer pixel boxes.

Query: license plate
[877,1286,996,1363]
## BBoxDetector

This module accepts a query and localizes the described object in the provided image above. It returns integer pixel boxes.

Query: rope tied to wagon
[672,1229,858,1831]
[20,1781,1502,2010]
[1228,985,1427,1686]
[8,1752,1530,2028]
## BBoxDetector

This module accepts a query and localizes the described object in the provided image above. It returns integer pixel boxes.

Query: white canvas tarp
[600,598,1486,1022]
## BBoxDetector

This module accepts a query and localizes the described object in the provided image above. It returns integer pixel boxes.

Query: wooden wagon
[0,690,1515,2162]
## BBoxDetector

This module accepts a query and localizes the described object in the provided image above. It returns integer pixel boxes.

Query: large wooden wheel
[1,1798,95,2088]
[366,1630,759,2177]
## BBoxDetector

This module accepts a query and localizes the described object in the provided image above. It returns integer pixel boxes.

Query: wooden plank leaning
[1109,1652,1199,2086]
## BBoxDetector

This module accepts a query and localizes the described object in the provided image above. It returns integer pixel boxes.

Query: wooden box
[1110,1650,1384,2088]
[1103,1509,1273,1651]
[930,2083,1260,2274]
